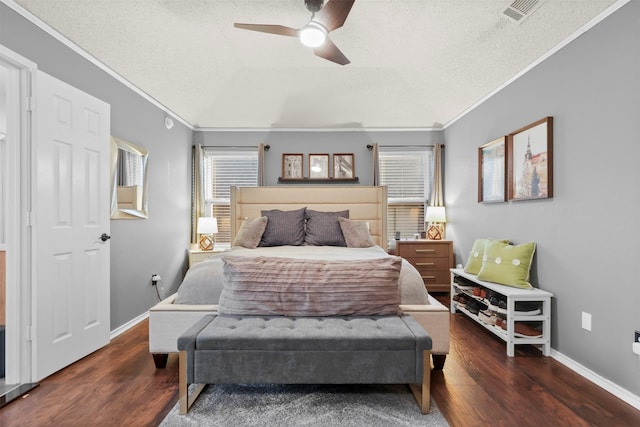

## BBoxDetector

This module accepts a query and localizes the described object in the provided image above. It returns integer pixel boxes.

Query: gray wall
[0,4,194,330]
[444,1,640,395]
[195,130,442,186]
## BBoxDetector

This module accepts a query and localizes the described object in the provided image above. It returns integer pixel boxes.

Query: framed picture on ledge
[333,153,354,179]
[507,117,553,201]
[282,153,303,179]
[309,154,329,179]
[478,136,507,203]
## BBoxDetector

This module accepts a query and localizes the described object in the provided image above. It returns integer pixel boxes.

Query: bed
[149,186,450,369]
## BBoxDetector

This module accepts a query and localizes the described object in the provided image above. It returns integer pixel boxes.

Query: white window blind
[117,149,144,186]
[378,147,432,241]
[202,147,259,244]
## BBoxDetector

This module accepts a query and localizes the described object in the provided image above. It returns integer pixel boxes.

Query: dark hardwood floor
[2,306,640,427]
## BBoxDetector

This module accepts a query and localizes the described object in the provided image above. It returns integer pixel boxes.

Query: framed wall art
[282,153,303,180]
[507,116,553,201]
[309,154,329,179]
[333,153,354,179]
[478,136,507,203]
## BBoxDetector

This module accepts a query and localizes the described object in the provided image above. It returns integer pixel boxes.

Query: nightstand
[188,248,227,267]
[395,240,454,293]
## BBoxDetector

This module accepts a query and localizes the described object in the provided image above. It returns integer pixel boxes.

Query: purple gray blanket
[175,246,430,308]
[218,255,403,316]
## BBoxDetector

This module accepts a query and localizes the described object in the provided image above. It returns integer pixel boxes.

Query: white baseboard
[110,311,149,340]
[551,349,640,411]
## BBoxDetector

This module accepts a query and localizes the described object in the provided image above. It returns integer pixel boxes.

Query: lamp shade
[425,206,447,223]
[197,217,218,234]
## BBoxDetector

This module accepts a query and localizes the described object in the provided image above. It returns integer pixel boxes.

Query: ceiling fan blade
[313,38,350,65]
[314,0,355,32]
[234,23,298,37]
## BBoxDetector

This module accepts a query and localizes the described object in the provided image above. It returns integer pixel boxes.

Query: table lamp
[425,206,446,240]
[197,217,218,251]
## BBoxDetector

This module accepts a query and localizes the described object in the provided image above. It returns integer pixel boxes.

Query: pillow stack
[465,238,536,289]
[232,207,377,249]
[463,238,509,275]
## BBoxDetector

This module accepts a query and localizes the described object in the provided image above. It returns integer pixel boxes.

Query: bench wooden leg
[179,350,207,415]
[152,353,168,369]
[409,350,431,414]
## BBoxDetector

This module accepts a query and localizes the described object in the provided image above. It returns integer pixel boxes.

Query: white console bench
[450,268,553,357]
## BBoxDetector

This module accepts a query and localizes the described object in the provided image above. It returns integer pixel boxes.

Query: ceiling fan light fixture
[299,22,327,47]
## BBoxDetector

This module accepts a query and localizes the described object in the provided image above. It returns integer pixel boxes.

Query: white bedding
[175,245,430,306]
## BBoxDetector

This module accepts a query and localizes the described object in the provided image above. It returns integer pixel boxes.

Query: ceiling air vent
[503,0,542,23]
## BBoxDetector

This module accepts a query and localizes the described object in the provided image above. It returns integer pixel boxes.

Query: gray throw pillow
[304,209,349,246]
[232,217,268,249]
[259,207,306,246]
[338,217,376,248]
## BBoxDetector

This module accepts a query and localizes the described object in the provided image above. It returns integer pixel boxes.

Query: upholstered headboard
[230,186,388,251]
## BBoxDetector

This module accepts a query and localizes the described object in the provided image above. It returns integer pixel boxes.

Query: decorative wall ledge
[277,177,359,184]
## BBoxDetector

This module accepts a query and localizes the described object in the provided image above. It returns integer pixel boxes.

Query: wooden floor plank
[0,312,639,427]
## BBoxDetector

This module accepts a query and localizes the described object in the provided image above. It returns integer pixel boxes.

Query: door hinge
[26,211,35,227]
[27,325,34,342]
[26,95,34,112]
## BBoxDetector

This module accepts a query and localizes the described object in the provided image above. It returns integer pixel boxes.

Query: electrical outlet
[635,330,640,343]
[581,312,592,331]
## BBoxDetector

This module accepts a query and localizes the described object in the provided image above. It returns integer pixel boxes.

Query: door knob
[100,233,111,242]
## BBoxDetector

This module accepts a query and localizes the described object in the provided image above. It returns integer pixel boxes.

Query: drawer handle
[415,262,435,266]
[421,275,436,280]
[415,249,436,253]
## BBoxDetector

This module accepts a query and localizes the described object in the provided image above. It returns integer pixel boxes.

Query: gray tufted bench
[177,314,432,415]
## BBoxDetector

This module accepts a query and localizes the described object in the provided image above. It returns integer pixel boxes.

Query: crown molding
[194,127,443,132]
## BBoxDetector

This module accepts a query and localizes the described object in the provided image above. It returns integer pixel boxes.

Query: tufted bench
[177,314,432,414]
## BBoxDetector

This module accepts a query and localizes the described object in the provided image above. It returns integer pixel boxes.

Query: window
[117,149,144,186]
[202,147,259,245]
[378,147,432,241]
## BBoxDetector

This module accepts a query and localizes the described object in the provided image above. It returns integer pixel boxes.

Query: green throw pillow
[464,238,509,275]
[477,240,536,289]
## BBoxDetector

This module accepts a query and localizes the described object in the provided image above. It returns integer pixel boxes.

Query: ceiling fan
[234,0,355,65]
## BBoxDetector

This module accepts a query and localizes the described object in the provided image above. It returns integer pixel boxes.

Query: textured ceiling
[13,0,619,129]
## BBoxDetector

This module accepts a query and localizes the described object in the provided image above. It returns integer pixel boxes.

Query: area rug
[160,383,449,427]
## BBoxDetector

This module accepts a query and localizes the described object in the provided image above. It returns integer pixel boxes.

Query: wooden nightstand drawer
[417,270,451,286]
[405,257,451,272]
[397,243,450,258]
[406,257,452,284]
[395,240,454,294]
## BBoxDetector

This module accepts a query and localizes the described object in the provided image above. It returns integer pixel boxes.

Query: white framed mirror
[110,136,149,219]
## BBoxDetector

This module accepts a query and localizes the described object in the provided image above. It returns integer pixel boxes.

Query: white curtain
[371,143,379,186]
[429,143,444,207]
[191,144,204,244]
[258,143,265,186]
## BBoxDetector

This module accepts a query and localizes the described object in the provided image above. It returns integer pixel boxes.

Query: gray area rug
[160,383,449,427]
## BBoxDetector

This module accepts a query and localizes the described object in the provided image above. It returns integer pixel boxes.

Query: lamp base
[427,223,444,240]
[199,235,214,251]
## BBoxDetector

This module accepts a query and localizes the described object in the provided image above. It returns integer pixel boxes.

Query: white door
[33,71,111,381]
